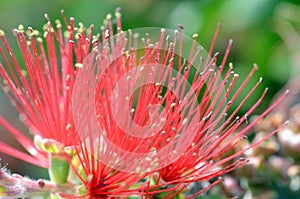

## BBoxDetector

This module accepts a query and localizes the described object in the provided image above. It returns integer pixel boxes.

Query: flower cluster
[0,9,288,198]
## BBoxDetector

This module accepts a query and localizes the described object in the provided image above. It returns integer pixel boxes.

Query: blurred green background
[0,0,300,198]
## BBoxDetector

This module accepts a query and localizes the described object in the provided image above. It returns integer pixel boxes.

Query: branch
[0,168,75,198]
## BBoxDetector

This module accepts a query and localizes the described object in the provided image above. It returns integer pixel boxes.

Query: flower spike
[0,10,288,198]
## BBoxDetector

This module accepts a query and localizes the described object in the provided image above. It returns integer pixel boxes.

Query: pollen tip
[193,33,198,39]
[253,63,259,70]
[75,63,83,68]
[43,31,48,38]
[18,24,24,31]
[285,120,290,125]
[36,37,43,43]
[0,29,5,36]
[259,77,263,83]
[174,29,178,36]
[115,8,122,17]
[216,23,222,30]
[55,20,62,28]
[229,62,233,69]
[177,24,184,30]
[106,13,112,20]
[115,7,122,13]
[148,43,155,48]
[214,52,220,57]
[44,13,49,20]
[229,38,233,45]
[164,33,169,40]
[28,26,33,32]
[13,29,19,34]
[285,89,290,95]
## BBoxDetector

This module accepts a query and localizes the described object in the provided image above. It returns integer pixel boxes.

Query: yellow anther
[0,30,5,36]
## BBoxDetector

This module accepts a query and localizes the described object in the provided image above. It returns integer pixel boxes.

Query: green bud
[49,154,70,184]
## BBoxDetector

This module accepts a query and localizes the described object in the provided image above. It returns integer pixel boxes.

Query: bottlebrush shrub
[0,9,288,198]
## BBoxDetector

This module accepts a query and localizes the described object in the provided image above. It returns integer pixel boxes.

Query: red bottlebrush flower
[0,10,165,198]
[0,11,95,166]
[70,13,288,199]
[0,9,288,198]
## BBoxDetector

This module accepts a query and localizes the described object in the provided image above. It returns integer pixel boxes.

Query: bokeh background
[0,0,300,198]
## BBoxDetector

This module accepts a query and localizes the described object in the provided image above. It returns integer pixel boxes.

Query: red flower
[0,11,95,166]
[0,10,162,198]
[0,9,288,198]
[70,14,288,198]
